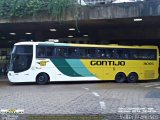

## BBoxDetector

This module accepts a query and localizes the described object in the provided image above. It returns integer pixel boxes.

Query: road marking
[92,92,100,97]
[99,101,106,110]
[144,84,160,88]
[155,87,160,89]
[82,87,89,90]
[84,88,89,90]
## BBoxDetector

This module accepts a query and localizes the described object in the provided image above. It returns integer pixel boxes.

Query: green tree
[0,0,75,19]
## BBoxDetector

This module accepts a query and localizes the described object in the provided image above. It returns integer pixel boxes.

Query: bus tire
[115,72,126,83]
[36,73,49,85]
[127,72,138,83]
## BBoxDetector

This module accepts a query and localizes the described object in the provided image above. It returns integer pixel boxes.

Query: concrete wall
[0,1,160,23]
[77,0,160,20]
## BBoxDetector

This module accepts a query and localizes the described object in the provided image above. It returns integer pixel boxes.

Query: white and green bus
[8,42,159,84]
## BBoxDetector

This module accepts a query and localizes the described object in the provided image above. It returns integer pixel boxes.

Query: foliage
[0,0,75,19]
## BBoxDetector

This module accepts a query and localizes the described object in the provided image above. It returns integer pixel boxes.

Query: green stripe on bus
[65,59,93,77]
[50,59,82,77]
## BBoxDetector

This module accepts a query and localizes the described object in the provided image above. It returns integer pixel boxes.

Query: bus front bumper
[7,71,16,83]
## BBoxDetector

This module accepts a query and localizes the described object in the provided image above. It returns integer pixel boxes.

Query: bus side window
[97,49,106,58]
[46,47,55,57]
[116,49,123,59]
[117,49,129,59]
[145,50,156,60]
[68,48,78,58]
[123,50,128,59]
[37,47,46,58]
[138,50,148,59]
[106,49,113,59]
[87,48,96,58]
[131,49,147,60]
[106,49,117,59]
[56,47,68,58]
[131,50,138,59]
[138,50,144,59]
[79,48,87,58]
[149,50,156,60]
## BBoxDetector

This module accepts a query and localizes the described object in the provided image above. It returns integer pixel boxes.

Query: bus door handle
[15,74,19,75]
[25,74,29,75]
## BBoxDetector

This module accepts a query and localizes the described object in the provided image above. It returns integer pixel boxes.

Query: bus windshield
[9,45,33,73]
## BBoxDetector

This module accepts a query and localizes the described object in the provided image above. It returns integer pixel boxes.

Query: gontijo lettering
[90,61,125,66]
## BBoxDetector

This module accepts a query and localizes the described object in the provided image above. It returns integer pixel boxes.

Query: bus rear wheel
[36,73,49,85]
[127,72,138,83]
[115,72,126,83]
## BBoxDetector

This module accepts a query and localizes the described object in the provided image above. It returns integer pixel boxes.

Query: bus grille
[144,70,155,79]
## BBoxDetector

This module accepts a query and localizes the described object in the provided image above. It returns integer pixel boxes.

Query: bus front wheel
[36,73,49,85]
[115,72,126,83]
[127,72,138,83]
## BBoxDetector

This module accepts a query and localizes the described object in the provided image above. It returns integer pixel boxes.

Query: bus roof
[14,41,158,49]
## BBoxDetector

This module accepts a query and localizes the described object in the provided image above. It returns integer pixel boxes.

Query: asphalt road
[0,79,160,119]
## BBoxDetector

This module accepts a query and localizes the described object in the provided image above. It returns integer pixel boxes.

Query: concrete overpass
[0,0,160,48]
